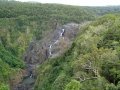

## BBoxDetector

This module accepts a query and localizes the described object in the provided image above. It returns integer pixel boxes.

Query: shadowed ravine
[13,64,37,90]
[13,23,79,90]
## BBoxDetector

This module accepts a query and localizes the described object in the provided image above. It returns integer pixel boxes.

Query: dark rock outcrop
[14,23,79,90]
[24,23,79,64]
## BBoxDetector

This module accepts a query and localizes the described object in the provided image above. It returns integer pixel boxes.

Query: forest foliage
[35,14,120,90]
[0,0,120,89]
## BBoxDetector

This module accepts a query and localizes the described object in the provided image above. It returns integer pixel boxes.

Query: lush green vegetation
[35,14,120,90]
[0,1,96,89]
[0,0,120,89]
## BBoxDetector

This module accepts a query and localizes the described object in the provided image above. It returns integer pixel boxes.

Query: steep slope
[35,14,120,90]
[0,2,91,90]
[14,22,79,90]
[0,1,97,89]
[0,45,25,90]
[0,1,96,89]
[25,23,79,64]
[1,1,120,90]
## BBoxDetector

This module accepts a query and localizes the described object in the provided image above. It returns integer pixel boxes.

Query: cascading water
[49,28,65,57]
[30,74,33,78]
[14,23,78,90]
[60,29,65,37]
[54,40,59,44]
[49,44,52,56]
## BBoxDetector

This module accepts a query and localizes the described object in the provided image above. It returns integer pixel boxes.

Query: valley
[0,1,120,90]
[14,23,79,90]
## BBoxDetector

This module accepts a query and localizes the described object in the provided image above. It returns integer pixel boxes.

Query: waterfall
[30,74,33,78]
[54,40,59,44]
[49,44,52,56]
[60,29,65,37]
[49,28,65,57]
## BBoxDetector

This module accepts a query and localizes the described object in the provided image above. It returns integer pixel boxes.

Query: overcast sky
[16,0,120,6]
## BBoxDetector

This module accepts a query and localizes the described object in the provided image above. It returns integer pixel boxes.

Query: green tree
[0,83,9,90]
[65,80,81,90]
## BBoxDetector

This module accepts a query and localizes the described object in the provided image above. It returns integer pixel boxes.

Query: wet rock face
[62,23,79,39]
[12,23,79,90]
[24,42,48,64]
[49,23,79,58]
[24,23,79,64]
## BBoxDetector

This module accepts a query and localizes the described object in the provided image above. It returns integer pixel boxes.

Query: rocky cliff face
[14,23,79,90]
[24,23,79,65]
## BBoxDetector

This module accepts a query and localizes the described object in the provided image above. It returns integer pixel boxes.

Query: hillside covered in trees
[35,14,120,90]
[0,0,120,90]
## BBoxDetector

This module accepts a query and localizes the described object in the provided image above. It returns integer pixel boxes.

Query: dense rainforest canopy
[35,14,120,90]
[0,0,120,90]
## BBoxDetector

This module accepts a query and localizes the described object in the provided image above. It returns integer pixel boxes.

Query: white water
[30,74,33,78]
[60,29,65,37]
[54,40,59,44]
[49,28,65,57]
[49,44,52,56]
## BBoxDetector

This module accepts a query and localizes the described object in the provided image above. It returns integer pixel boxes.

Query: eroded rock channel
[13,23,79,90]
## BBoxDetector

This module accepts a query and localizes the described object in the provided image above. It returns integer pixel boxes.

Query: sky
[16,0,120,6]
